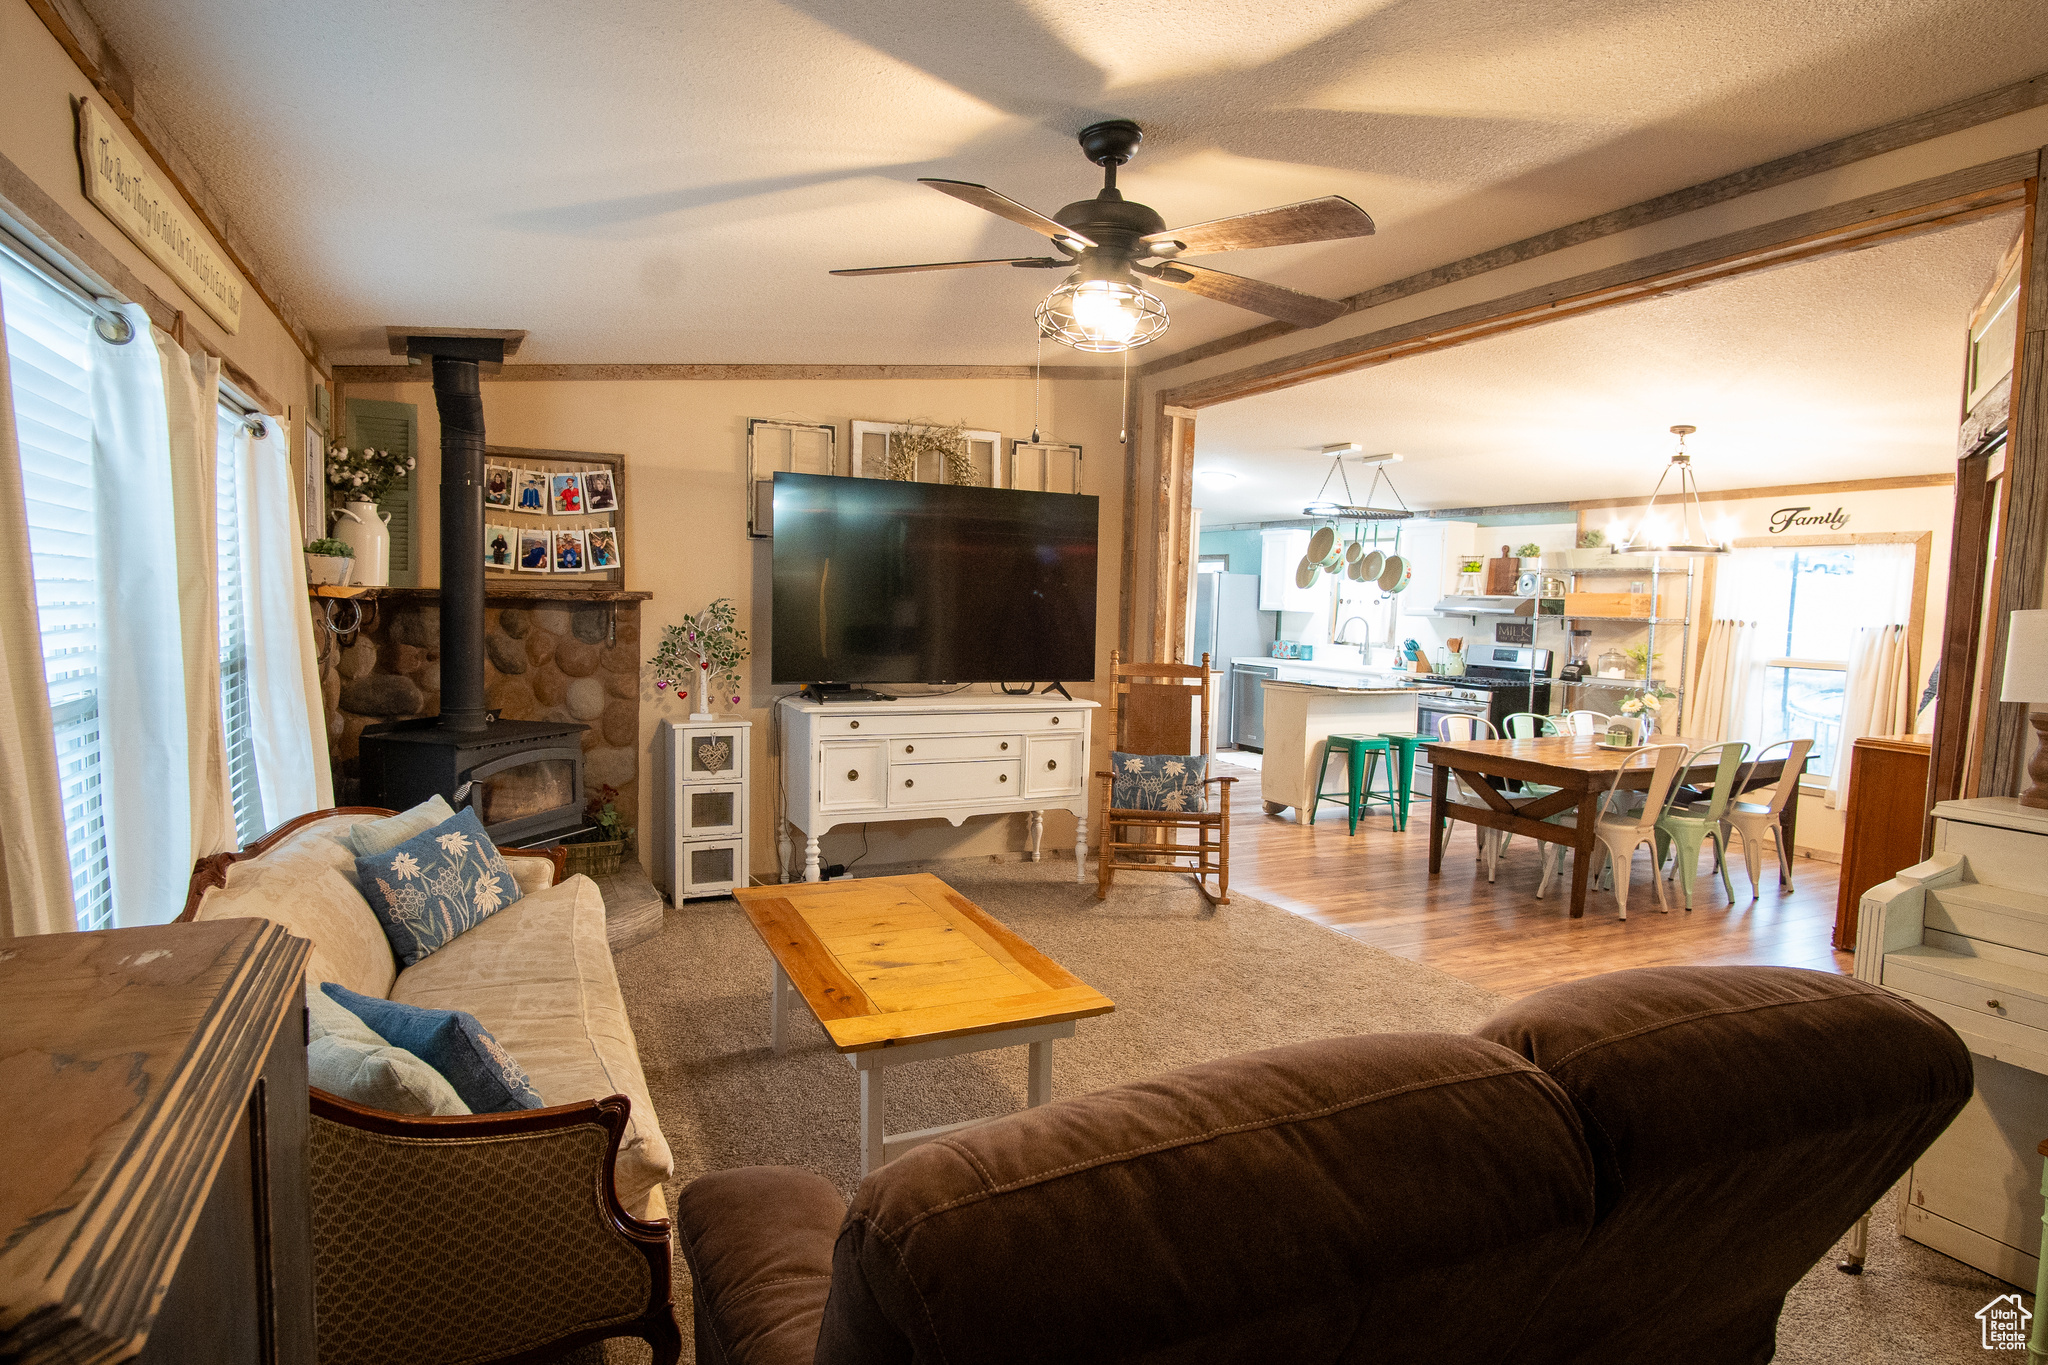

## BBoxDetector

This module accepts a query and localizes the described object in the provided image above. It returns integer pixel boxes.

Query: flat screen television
[771,472,1098,685]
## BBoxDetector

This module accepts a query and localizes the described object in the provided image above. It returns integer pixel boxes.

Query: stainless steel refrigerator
[1188,572,1272,747]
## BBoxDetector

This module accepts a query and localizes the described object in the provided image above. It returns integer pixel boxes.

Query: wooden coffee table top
[733,873,1114,1052]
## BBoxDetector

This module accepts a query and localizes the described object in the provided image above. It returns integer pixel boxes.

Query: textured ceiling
[72,0,2048,365]
[1192,210,2021,518]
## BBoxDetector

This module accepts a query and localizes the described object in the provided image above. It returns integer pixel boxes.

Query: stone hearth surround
[316,593,643,829]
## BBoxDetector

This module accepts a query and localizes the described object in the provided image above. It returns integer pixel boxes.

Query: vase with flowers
[649,598,750,720]
[325,442,416,586]
[1615,684,1677,743]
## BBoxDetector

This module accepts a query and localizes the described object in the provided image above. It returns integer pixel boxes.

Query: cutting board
[1484,545,1521,595]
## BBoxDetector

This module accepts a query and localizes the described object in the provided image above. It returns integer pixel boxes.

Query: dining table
[1426,735,1805,919]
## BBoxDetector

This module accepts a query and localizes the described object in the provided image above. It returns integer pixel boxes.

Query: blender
[1560,629,1593,681]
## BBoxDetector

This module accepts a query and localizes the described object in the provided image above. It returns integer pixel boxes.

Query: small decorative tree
[649,598,749,720]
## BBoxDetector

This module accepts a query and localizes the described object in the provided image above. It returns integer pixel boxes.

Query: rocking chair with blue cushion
[1095,650,1234,903]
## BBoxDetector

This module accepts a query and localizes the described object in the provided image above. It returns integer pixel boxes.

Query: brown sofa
[676,966,1969,1365]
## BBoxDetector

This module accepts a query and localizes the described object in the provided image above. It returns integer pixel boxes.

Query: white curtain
[1828,623,1915,809]
[0,287,78,937]
[91,304,195,927]
[1683,619,1757,742]
[159,332,236,860]
[233,414,333,824]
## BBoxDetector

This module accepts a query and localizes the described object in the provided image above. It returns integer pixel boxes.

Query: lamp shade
[2001,609,2048,703]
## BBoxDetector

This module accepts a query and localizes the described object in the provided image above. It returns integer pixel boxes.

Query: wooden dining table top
[1426,734,1677,775]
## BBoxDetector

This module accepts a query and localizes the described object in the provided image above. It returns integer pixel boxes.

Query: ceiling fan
[831,120,1374,353]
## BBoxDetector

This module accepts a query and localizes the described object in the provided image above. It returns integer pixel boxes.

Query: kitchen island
[1259,679,1448,819]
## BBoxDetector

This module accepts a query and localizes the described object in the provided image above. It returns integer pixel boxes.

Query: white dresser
[657,717,753,900]
[778,695,1098,883]
[1856,797,2048,1288]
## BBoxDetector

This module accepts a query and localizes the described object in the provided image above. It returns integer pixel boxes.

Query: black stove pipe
[431,354,488,733]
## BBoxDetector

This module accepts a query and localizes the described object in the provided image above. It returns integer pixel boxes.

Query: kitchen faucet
[1333,616,1371,650]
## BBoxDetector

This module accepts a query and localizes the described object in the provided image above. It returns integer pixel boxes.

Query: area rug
[599,858,2015,1364]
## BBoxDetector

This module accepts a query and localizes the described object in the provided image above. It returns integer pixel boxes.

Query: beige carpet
[600,857,2018,1363]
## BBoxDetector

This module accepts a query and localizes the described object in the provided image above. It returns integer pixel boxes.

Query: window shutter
[344,397,419,586]
[1,253,112,928]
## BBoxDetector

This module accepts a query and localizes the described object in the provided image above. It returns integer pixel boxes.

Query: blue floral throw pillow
[354,806,522,968]
[1110,752,1208,812]
[322,983,544,1114]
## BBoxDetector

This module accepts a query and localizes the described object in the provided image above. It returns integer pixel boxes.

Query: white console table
[1855,797,2048,1291]
[778,694,1098,884]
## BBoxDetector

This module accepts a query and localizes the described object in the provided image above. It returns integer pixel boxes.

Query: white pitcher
[332,499,391,586]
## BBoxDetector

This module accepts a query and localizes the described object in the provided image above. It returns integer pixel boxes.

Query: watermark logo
[1978,1293,2031,1351]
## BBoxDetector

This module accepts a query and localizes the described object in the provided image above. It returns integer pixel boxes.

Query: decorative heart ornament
[696,738,732,772]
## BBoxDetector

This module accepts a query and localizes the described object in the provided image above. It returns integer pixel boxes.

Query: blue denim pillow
[321,983,544,1114]
[1109,752,1208,812]
[355,807,522,967]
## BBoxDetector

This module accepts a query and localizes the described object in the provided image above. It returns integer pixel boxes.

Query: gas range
[1414,646,1554,737]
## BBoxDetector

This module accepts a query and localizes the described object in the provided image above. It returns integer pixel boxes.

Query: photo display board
[482,445,626,587]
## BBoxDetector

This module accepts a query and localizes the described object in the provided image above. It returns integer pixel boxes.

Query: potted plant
[1516,541,1544,571]
[1622,643,1661,680]
[563,785,634,879]
[649,598,750,720]
[325,443,416,586]
[304,536,355,586]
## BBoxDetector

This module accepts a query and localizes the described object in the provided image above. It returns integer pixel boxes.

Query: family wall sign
[1767,505,1851,534]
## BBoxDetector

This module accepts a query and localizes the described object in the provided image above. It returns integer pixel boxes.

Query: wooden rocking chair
[1095,650,1234,903]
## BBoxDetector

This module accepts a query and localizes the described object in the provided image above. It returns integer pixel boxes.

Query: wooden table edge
[826,992,1117,1053]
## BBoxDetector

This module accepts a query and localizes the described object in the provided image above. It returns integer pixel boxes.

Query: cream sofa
[183,807,680,1365]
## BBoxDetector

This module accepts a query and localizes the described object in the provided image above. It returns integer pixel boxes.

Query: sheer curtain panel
[90,303,192,927]
[159,333,235,860]
[232,414,333,824]
[1828,624,1915,809]
[0,286,78,937]
[1683,619,1758,742]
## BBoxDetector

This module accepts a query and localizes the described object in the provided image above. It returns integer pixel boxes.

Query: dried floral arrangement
[649,598,750,710]
[325,442,415,504]
[885,421,978,486]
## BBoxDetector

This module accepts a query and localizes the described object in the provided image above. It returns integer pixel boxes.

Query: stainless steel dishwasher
[1230,662,1279,750]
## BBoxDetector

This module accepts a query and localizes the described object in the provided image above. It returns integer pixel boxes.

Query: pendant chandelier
[1613,425,1730,556]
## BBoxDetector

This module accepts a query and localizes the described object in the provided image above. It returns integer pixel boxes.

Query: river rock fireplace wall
[314,591,648,834]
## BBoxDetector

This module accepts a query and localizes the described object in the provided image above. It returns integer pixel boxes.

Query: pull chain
[1031,328,1043,444]
[1119,345,1130,445]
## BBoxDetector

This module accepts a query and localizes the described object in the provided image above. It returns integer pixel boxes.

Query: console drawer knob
[850,720,860,729]
[1000,741,1009,750]
[1047,760,1057,770]
[847,770,859,781]
[1989,998,2005,1011]
[1051,716,1061,724]
[904,778,914,788]
[905,744,914,753]
[999,774,1008,782]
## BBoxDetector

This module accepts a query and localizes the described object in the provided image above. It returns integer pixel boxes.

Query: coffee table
[733,873,1115,1174]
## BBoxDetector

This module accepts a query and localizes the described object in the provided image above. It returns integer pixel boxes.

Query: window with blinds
[216,405,265,843]
[1,252,112,929]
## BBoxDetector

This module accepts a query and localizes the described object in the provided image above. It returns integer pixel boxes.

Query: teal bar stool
[1310,735,1397,835]
[1375,731,1430,832]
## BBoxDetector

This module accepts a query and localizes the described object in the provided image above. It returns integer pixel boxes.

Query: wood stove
[357,328,589,845]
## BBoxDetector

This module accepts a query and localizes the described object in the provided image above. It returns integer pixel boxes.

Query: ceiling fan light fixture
[1036,277,1169,353]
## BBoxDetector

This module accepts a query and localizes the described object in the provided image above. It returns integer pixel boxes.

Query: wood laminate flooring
[1218,758,1851,999]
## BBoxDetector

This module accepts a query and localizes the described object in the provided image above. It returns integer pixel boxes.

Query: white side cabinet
[779,695,1098,883]
[658,717,752,900]
[1855,797,2048,1288]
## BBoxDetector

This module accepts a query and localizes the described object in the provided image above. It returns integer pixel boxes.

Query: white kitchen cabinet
[1258,528,1323,611]
[1398,519,1476,616]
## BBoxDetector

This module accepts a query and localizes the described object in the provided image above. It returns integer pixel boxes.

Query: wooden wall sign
[75,99,245,334]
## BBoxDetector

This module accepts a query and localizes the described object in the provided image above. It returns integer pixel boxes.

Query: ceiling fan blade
[831,257,1064,277]
[1143,196,1375,257]
[1145,262,1347,329]
[919,179,1095,248]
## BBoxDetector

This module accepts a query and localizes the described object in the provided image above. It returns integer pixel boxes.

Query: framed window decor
[484,446,628,585]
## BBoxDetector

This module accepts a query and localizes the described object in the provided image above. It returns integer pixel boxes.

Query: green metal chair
[1375,731,1430,832]
[1501,712,1563,739]
[1652,741,1749,910]
[1310,734,1396,835]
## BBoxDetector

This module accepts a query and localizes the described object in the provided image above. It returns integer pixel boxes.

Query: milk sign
[1767,506,1849,535]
